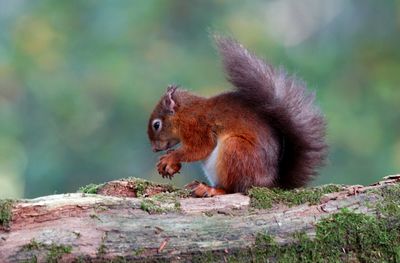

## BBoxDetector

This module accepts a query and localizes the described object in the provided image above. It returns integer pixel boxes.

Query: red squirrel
[147,36,327,197]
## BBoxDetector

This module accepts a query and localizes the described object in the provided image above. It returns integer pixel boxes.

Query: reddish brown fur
[148,90,279,196]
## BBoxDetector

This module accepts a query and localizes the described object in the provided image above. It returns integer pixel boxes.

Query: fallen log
[1,175,400,262]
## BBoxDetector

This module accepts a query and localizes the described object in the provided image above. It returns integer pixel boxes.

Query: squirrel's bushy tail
[215,36,327,188]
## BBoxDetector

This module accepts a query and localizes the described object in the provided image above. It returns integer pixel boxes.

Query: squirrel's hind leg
[218,136,276,193]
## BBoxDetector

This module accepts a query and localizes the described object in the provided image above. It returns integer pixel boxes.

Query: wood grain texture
[0,175,399,262]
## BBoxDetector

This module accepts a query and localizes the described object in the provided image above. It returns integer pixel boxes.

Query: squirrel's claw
[184,181,226,198]
[157,154,181,179]
[185,180,201,190]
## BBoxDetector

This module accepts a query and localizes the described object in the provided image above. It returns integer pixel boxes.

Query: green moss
[74,256,87,263]
[249,184,343,209]
[140,192,182,214]
[78,183,104,194]
[174,188,192,198]
[77,177,181,197]
[23,256,38,263]
[22,239,72,263]
[192,250,216,263]
[132,248,145,256]
[110,256,129,263]
[131,178,157,197]
[78,178,189,214]
[46,244,72,263]
[236,184,400,262]
[127,177,176,197]
[376,184,400,218]
[140,199,162,213]
[22,239,42,251]
[249,209,400,262]
[0,199,14,227]
[97,243,107,255]
[97,231,108,256]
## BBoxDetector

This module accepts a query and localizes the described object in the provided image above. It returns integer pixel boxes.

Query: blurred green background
[0,0,399,198]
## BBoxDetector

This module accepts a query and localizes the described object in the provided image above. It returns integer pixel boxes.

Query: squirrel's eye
[152,119,162,132]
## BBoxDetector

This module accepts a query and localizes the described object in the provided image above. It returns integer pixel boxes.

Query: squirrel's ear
[163,85,178,114]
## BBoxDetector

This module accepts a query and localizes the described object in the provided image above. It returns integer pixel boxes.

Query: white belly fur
[201,141,220,187]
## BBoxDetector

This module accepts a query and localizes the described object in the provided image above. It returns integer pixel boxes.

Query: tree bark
[0,175,399,262]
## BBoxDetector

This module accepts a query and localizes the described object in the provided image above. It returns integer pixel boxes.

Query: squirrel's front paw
[157,155,181,179]
[185,181,226,197]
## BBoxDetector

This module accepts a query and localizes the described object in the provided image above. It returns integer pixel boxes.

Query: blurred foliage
[0,0,399,198]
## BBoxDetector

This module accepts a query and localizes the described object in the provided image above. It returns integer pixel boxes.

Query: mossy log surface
[0,175,399,262]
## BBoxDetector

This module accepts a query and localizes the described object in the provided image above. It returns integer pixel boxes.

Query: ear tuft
[163,85,179,114]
